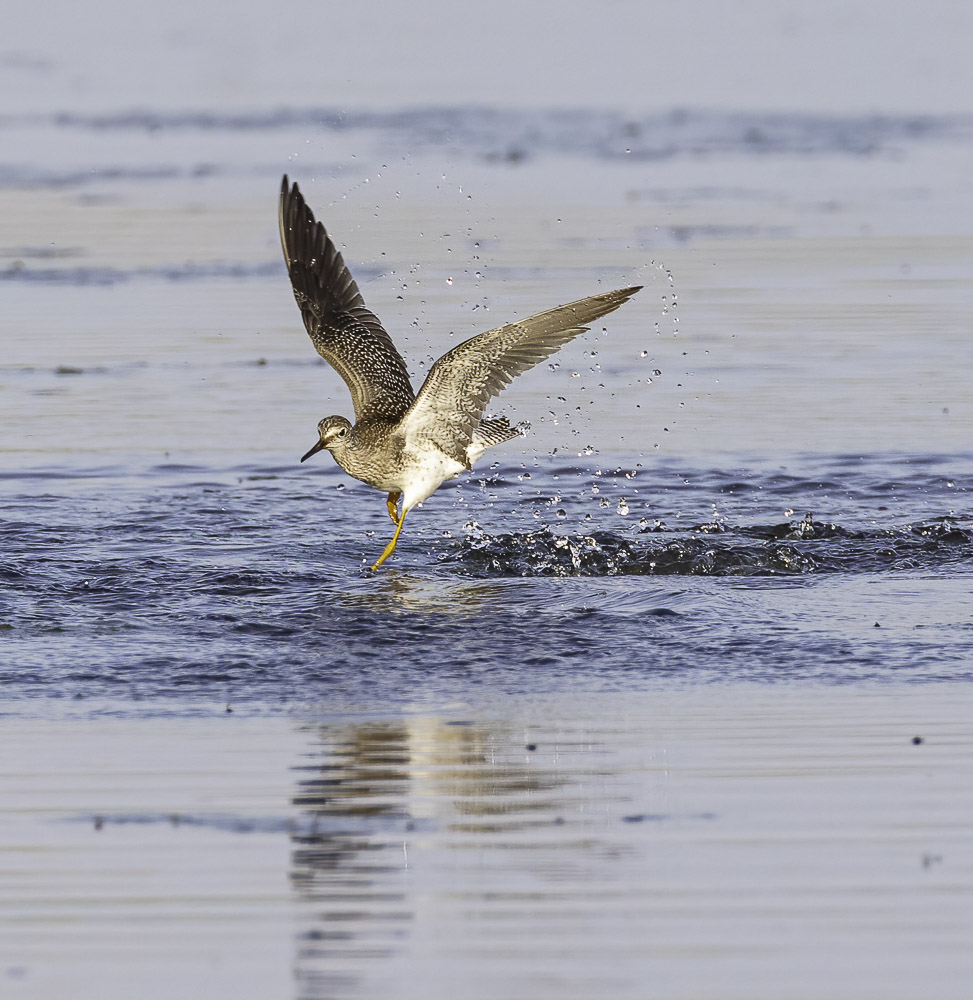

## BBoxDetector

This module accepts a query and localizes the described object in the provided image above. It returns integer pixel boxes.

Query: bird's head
[300,415,352,463]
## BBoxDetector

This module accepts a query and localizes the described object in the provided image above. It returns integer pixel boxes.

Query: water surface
[3,689,972,1000]
[2,29,973,998]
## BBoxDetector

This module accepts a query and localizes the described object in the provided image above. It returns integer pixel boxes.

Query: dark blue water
[3,454,970,710]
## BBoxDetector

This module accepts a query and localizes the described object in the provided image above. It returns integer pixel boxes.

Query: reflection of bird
[279,175,641,570]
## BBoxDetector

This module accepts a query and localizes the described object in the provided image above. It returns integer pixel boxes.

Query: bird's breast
[332,428,465,510]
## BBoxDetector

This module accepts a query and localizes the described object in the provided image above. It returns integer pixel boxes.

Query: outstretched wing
[402,286,642,464]
[278,176,415,422]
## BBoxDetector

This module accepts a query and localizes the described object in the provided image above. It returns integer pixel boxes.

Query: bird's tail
[466,416,525,468]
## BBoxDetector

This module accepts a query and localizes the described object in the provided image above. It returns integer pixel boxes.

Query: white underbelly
[400,446,466,511]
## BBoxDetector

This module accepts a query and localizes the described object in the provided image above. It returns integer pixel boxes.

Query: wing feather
[278,176,415,422]
[403,286,642,463]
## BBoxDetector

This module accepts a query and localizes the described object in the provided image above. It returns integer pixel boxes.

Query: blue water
[3,47,973,997]
[2,451,970,708]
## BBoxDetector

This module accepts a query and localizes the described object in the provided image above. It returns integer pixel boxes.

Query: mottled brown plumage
[279,175,641,569]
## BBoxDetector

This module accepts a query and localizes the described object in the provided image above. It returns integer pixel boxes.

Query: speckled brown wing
[402,286,642,464]
[278,176,416,422]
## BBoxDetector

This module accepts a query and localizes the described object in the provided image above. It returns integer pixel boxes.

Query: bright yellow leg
[386,491,402,524]
[371,509,408,570]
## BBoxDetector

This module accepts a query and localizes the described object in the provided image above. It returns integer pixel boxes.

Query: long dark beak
[300,440,326,463]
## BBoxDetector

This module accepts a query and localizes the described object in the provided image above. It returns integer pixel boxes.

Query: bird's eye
[338,427,347,437]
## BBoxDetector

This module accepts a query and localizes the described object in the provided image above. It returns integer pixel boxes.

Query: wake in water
[452,515,973,577]
[1,455,970,698]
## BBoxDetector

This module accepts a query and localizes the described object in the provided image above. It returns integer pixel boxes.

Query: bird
[278,175,641,570]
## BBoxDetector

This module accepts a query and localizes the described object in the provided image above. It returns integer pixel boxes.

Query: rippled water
[3,25,973,997]
[4,690,973,1000]
[2,453,972,706]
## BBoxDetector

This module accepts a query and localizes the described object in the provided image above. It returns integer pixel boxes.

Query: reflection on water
[291,720,414,994]
[2,691,972,1000]
[289,716,582,998]
[335,574,519,617]
[278,691,973,1000]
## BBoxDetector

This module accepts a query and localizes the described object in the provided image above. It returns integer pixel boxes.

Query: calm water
[3,13,973,996]
[3,689,972,1000]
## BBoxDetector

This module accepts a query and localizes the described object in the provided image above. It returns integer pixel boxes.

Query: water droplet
[556,509,566,519]
[446,276,453,285]
[617,498,630,516]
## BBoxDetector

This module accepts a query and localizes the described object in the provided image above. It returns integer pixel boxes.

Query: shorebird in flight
[279,175,641,569]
